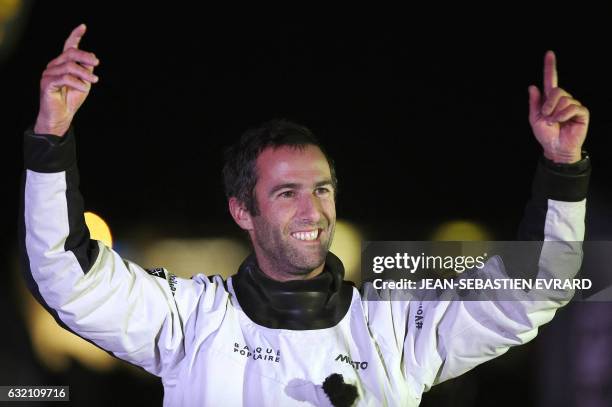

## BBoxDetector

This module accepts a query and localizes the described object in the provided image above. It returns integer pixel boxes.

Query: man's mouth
[290,229,321,241]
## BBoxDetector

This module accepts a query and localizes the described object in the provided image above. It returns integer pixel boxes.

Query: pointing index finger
[63,24,87,52]
[543,50,558,97]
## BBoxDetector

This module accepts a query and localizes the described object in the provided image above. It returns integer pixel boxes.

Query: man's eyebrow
[315,179,333,188]
[268,183,301,197]
[268,180,334,197]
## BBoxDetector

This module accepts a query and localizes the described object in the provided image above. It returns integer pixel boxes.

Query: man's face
[249,144,336,280]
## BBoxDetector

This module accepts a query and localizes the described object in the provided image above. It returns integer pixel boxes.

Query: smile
[290,229,320,241]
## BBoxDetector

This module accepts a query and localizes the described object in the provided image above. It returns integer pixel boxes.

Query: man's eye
[315,187,331,196]
[279,191,295,198]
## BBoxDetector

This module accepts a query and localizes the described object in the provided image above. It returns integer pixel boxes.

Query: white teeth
[291,230,319,241]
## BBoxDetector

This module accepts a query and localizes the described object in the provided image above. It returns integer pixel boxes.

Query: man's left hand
[528,50,589,164]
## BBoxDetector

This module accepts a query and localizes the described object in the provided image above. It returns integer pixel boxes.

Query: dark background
[1,2,611,406]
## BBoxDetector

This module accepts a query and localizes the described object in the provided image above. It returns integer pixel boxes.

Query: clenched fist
[528,51,589,164]
[34,24,100,137]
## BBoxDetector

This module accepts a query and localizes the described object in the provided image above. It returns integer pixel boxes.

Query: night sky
[4,4,611,240]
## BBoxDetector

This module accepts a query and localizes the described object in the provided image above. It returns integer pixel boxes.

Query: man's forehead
[255,145,332,182]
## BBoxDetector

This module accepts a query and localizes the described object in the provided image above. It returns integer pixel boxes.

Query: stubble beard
[252,218,335,277]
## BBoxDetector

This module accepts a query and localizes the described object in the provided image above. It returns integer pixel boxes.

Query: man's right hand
[34,24,100,137]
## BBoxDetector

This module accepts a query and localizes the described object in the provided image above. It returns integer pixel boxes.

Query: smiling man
[20,25,591,406]
[225,130,337,281]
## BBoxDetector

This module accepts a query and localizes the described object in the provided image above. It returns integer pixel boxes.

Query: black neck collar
[231,252,354,330]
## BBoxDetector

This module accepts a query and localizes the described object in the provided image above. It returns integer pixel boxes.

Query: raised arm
[421,50,591,387]
[18,25,211,378]
[364,51,591,398]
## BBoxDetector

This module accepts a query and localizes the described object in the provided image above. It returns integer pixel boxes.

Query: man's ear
[229,197,253,231]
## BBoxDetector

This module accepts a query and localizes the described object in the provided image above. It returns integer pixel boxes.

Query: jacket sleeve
[361,155,591,398]
[18,127,205,378]
[400,156,591,393]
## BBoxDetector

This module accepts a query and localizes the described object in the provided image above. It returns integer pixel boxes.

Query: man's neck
[231,252,353,330]
[254,254,325,282]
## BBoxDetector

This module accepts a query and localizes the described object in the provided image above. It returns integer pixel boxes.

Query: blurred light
[140,223,364,282]
[430,220,491,241]
[430,220,491,264]
[330,220,363,283]
[0,0,29,63]
[0,0,20,44]
[18,277,118,373]
[85,211,113,248]
[143,238,250,279]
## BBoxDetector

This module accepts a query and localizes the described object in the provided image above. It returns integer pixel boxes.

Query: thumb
[528,85,542,125]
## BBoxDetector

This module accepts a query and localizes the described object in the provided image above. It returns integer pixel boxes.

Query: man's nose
[297,193,322,224]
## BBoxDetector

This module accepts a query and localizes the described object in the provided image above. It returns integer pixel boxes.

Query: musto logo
[335,354,368,370]
[234,343,280,363]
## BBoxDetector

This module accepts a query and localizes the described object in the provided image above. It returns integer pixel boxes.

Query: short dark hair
[223,119,337,216]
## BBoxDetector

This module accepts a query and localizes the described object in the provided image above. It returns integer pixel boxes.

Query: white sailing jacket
[19,128,591,406]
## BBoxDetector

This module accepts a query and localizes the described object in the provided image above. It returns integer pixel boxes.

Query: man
[19,24,591,406]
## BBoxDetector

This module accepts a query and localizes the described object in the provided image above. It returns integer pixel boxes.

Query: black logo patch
[146,267,166,279]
